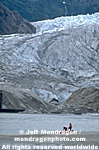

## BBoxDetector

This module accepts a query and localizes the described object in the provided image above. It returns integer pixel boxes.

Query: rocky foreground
[0,133,99,150]
[0,13,99,114]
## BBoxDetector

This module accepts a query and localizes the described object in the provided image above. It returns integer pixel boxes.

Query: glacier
[0,13,99,106]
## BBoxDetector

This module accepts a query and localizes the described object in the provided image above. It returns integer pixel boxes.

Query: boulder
[73,109,82,115]
[49,98,59,106]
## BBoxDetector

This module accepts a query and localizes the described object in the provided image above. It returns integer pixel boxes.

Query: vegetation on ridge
[0,0,99,21]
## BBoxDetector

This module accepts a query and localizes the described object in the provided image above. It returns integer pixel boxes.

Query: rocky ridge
[0,83,55,113]
[0,3,36,34]
[0,13,99,113]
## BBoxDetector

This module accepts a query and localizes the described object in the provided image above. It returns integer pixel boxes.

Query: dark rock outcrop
[0,3,36,34]
[49,98,59,106]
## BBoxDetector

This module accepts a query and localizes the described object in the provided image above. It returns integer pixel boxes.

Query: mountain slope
[64,87,99,113]
[0,3,36,34]
[0,83,55,113]
[0,0,99,21]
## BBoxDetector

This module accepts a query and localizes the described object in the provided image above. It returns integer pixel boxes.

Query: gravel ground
[0,132,99,150]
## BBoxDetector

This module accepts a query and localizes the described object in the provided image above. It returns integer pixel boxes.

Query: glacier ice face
[0,13,99,102]
[33,13,99,33]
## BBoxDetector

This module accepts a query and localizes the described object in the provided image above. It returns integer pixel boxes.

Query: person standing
[68,123,72,130]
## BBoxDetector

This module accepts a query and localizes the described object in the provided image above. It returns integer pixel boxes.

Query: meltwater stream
[0,113,99,135]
